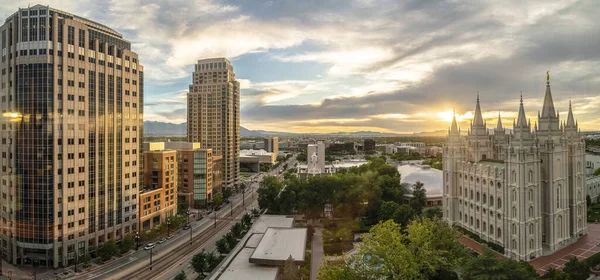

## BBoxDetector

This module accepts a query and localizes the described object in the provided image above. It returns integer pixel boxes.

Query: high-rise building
[141,143,177,231]
[364,139,376,152]
[187,58,240,189]
[0,5,143,268]
[442,75,586,260]
[264,137,279,155]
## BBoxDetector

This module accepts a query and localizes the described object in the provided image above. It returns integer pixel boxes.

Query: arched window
[476,219,480,229]
[512,170,516,183]
[512,189,516,201]
[512,223,516,235]
[470,216,473,226]
[498,198,502,209]
[529,206,534,217]
[556,159,561,176]
[529,170,533,183]
[470,190,473,200]
[497,228,502,238]
[512,206,517,218]
[483,194,487,204]
[464,188,467,197]
[464,214,468,223]
[557,215,563,239]
[497,182,502,189]
[459,187,462,195]
[529,189,533,201]
[490,195,494,207]
[512,239,517,249]
[529,239,534,249]
[490,225,494,234]
[529,223,534,234]
[483,221,487,232]
[476,192,480,202]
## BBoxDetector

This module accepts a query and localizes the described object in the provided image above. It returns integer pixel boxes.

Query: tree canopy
[461,247,539,280]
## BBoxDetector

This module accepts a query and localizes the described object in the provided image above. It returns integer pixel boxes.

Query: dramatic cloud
[3,0,599,133]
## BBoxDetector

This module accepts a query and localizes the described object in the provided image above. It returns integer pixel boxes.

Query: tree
[410,181,427,215]
[213,193,224,207]
[242,213,252,229]
[257,176,283,211]
[174,270,187,280]
[178,197,189,215]
[377,175,403,203]
[216,238,229,254]
[206,251,220,270]
[462,247,540,280]
[296,152,307,162]
[119,234,135,254]
[377,201,400,222]
[587,195,592,207]
[225,232,238,249]
[282,255,301,280]
[98,240,119,260]
[562,257,590,280]
[190,251,208,275]
[424,207,443,220]
[594,167,600,176]
[231,222,243,238]
[222,187,233,202]
[541,268,567,280]
[319,219,468,279]
[394,204,416,228]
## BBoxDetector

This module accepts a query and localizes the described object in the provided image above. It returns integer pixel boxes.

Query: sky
[3,0,599,134]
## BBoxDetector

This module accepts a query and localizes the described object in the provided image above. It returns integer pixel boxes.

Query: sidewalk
[310,228,324,280]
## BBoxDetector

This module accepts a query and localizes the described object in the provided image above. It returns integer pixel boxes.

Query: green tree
[424,207,443,219]
[587,195,592,207]
[377,201,400,222]
[242,213,252,229]
[594,167,600,176]
[257,176,283,211]
[206,251,220,270]
[213,193,224,207]
[562,257,590,280]
[462,247,540,280]
[231,222,243,238]
[225,232,238,249]
[98,240,119,260]
[377,175,403,203]
[216,238,229,254]
[410,181,427,215]
[174,270,187,280]
[222,187,233,202]
[296,152,307,162]
[541,268,567,280]
[119,234,135,254]
[282,255,301,280]
[394,204,416,228]
[190,251,208,275]
[178,197,189,215]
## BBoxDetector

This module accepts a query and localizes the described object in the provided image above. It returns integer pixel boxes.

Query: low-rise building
[397,163,443,207]
[140,144,178,232]
[240,149,277,172]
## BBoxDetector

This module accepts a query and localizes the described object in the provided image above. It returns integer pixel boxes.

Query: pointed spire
[541,71,557,118]
[566,99,576,127]
[473,93,484,126]
[496,111,503,130]
[450,111,459,135]
[516,94,528,127]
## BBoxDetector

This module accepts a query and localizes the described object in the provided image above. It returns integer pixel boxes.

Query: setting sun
[437,111,455,122]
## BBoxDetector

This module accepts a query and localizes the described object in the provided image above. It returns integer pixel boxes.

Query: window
[556,187,560,209]
[497,198,501,209]
[528,170,533,183]
[529,206,533,217]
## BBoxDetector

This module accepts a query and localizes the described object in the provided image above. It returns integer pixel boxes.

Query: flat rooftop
[219,248,279,280]
[250,215,294,234]
[250,228,308,266]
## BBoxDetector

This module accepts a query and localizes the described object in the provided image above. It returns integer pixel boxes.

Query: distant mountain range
[143,121,447,137]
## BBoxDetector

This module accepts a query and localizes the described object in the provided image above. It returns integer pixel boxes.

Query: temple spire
[496,111,503,130]
[566,99,576,127]
[516,93,528,127]
[473,93,484,126]
[541,70,557,118]
[450,110,459,135]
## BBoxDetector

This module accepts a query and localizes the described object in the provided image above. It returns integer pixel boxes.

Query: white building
[398,164,443,206]
[443,76,586,261]
[306,141,326,174]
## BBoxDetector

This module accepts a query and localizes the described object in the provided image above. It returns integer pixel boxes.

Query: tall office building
[0,5,142,268]
[264,137,279,155]
[187,58,240,189]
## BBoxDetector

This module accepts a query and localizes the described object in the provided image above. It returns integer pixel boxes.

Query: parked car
[144,243,155,250]
[157,238,166,244]
[183,224,191,230]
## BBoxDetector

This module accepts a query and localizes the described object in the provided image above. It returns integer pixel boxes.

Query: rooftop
[219,248,279,280]
[249,228,308,266]
[250,215,294,234]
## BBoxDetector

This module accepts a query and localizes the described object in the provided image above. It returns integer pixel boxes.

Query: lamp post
[166,219,171,238]
[149,247,153,270]
[189,224,193,246]
[135,231,140,250]
[74,252,78,273]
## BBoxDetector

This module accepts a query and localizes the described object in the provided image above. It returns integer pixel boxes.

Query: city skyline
[2,1,598,134]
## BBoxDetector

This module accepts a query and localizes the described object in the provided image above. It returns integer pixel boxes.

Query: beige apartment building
[187,58,240,189]
[140,144,177,232]
[0,5,142,268]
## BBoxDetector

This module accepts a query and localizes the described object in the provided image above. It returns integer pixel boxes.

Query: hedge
[455,226,505,254]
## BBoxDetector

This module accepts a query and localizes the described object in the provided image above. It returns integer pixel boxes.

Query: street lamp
[149,247,153,270]
[134,231,140,250]
[166,219,171,238]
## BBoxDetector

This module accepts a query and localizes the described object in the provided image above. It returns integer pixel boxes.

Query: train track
[121,202,250,280]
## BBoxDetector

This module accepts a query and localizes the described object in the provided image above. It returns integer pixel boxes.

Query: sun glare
[437,111,454,122]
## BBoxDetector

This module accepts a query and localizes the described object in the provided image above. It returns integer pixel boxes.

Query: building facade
[364,139,376,153]
[443,77,586,260]
[187,58,239,189]
[176,148,213,208]
[141,147,177,231]
[0,5,142,268]
[263,137,278,154]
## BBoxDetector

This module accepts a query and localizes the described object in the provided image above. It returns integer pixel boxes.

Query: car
[157,238,166,244]
[183,224,191,230]
[144,243,155,250]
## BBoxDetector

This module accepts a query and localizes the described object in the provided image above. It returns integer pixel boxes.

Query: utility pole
[214,204,217,228]
[74,252,78,273]
[135,231,140,250]
[189,225,193,245]
[149,247,153,270]
[167,219,171,238]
